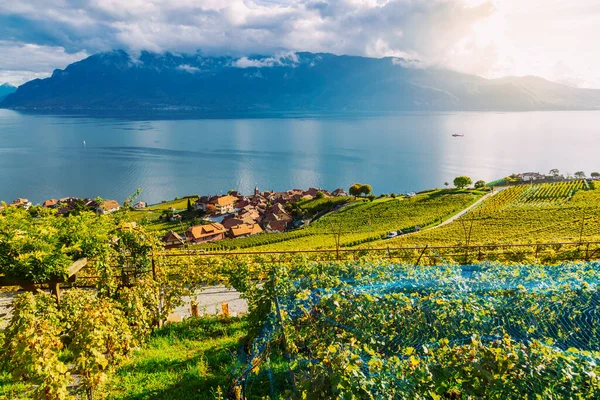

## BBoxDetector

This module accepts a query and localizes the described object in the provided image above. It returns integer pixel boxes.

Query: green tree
[574,171,586,179]
[360,184,373,196]
[187,198,192,212]
[591,172,600,179]
[316,191,325,199]
[474,180,486,189]
[444,182,449,189]
[454,176,472,189]
[549,168,560,177]
[367,194,376,202]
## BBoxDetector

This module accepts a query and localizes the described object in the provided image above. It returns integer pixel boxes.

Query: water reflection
[0,110,599,203]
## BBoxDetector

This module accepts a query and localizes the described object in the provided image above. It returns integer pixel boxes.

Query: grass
[126,196,203,235]
[0,316,287,400]
[147,196,199,212]
[101,316,250,400]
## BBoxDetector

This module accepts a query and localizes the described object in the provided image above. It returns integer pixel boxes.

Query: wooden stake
[221,302,229,317]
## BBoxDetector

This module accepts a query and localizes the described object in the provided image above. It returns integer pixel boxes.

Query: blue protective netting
[237,261,600,398]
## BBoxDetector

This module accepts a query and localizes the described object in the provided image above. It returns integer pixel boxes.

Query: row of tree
[349,183,373,197]
[549,169,599,179]
[444,176,485,189]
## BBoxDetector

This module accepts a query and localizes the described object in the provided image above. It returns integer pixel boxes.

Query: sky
[0,0,599,88]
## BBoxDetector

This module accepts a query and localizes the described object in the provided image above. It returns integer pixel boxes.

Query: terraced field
[383,180,600,247]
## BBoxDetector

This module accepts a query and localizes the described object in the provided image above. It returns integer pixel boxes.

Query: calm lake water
[0,110,599,204]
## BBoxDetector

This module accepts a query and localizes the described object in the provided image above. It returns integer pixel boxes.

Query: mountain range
[2,50,600,113]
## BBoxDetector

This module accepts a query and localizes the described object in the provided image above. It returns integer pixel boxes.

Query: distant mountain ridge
[2,50,600,113]
[0,83,16,102]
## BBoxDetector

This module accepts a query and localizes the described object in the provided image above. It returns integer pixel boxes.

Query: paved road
[172,286,247,319]
[386,187,507,240]
[436,187,506,228]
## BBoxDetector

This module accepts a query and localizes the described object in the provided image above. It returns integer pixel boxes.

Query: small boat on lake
[452,133,464,137]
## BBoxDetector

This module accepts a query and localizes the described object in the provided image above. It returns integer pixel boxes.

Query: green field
[127,196,201,234]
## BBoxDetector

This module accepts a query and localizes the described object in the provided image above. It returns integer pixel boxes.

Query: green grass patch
[101,316,250,400]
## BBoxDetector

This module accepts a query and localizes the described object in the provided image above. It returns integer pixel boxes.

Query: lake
[0,110,599,204]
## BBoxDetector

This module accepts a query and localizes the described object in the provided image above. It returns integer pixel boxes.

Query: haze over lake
[1,110,599,205]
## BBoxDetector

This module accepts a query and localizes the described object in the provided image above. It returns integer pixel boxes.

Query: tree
[549,168,560,177]
[187,198,192,212]
[474,180,486,189]
[574,171,586,179]
[444,182,449,189]
[206,204,217,214]
[591,172,600,179]
[315,191,325,199]
[367,194,376,202]
[349,183,362,198]
[360,184,373,196]
[454,176,472,189]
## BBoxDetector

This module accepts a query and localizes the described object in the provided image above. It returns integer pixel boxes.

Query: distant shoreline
[3,108,600,121]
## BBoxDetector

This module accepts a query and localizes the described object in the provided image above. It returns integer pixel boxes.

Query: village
[160,186,348,249]
[0,186,350,249]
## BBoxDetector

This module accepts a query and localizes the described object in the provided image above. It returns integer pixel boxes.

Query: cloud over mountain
[0,1,598,88]
[0,0,493,85]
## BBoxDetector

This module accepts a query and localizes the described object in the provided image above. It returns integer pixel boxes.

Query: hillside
[3,50,600,113]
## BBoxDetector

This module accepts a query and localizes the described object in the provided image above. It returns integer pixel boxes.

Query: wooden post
[50,281,61,304]
[478,246,483,261]
[415,245,428,267]
[221,302,229,317]
[387,247,392,260]
[151,257,156,281]
[191,302,199,317]
[586,242,591,261]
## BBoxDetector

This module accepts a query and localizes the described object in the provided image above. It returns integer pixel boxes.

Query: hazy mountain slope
[0,83,16,101]
[2,50,600,112]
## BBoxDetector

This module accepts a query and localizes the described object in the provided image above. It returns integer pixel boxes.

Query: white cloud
[0,42,88,85]
[176,64,201,73]
[233,52,299,68]
[0,0,598,87]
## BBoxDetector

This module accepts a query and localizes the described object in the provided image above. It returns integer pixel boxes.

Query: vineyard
[477,180,588,211]
[237,260,600,398]
[196,190,482,252]
[384,181,600,247]
[4,200,600,398]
